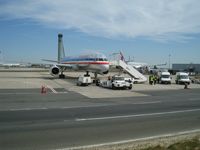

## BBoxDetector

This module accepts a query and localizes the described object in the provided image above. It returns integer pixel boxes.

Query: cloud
[0,0,200,41]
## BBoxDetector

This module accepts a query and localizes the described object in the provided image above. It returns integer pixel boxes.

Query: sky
[0,0,200,66]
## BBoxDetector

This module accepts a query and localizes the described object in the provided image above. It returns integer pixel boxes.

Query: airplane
[115,51,150,73]
[127,62,148,69]
[127,62,150,74]
[43,34,109,79]
[0,51,27,68]
[0,63,21,68]
[128,61,167,74]
[118,51,167,74]
[149,63,168,74]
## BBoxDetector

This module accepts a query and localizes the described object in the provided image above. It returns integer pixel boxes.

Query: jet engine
[50,65,60,76]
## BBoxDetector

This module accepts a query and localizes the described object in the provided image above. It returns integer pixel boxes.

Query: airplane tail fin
[119,51,125,62]
[58,33,65,63]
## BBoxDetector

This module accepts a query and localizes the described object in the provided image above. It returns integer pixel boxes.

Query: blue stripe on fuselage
[63,58,96,61]
[61,57,107,62]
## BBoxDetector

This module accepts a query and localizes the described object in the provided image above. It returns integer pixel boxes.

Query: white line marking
[60,101,161,110]
[130,101,161,105]
[0,101,162,112]
[46,86,68,94]
[47,85,58,94]
[0,93,40,95]
[58,91,68,94]
[0,101,164,112]
[75,108,200,122]
[189,98,199,101]
[9,107,48,111]
[57,129,200,150]
[0,91,68,95]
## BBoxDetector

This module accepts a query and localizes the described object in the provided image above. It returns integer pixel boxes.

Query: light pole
[168,54,171,69]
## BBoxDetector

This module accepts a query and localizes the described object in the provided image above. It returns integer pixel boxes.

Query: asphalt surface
[0,89,200,150]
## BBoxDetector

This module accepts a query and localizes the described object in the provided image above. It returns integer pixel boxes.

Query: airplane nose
[103,70,109,74]
[103,65,109,74]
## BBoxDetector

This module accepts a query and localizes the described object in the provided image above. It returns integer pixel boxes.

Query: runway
[0,89,200,150]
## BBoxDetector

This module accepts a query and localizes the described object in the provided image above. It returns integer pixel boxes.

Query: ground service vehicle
[159,72,171,84]
[176,72,191,85]
[77,75,92,86]
[100,75,132,89]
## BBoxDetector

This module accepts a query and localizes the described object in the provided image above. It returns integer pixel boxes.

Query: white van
[175,72,190,85]
[159,72,171,84]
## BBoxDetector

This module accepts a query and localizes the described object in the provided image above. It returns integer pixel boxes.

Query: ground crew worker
[151,75,154,85]
[157,75,160,83]
[108,76,111,80]
[149,75,151,84]
[153,75,157,85]
[149,75,153,85]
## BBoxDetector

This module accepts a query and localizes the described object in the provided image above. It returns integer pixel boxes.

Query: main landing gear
[59,71,65,79]
[84,71,90,77]
[93,72,100,86]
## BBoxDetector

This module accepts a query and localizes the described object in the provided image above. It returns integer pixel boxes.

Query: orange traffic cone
[41,85,47,94]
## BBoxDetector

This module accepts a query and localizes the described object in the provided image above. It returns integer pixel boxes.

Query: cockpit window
[99,58,103,61]
[103,58,108,61]
[95,58,108,61]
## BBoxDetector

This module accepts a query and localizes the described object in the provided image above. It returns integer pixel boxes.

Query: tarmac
[0,70,200,98]
[0,69,200,150]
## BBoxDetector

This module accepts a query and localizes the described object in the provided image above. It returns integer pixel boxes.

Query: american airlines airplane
[44,34,109,78]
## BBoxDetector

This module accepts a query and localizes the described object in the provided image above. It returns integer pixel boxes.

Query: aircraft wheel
[96,80,100,86]
[59,74,65,79]
[112,84,115,90]
[128,85,132,90]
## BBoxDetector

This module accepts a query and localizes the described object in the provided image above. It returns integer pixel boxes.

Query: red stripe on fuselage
[62,61,110,65]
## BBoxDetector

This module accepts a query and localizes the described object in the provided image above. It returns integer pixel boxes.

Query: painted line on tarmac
[129,101,161,105]
[58,129,200,150]
[188,98,199,101]
[2,101,161,112]
[0,92,41,95]
[0,91,68,95]
[61,101,161,109]
[47,85,58,94]
[75,108,200,122]
[46,85,68,94]
[59,101,162,111]
[9,107,48,111]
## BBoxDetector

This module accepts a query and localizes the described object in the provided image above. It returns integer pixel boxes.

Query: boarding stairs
[110,60,147,83]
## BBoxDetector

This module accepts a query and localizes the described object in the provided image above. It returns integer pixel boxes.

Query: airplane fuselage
[60,54,109,74]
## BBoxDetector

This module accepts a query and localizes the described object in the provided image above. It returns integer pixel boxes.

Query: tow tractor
[77,72,92,86]
[99,75,133,90]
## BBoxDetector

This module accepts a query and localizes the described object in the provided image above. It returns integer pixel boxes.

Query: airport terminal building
[172,63,200,73]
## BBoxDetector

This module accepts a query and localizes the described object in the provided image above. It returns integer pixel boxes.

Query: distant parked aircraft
[0,63,21,67]
[0,51,26,68]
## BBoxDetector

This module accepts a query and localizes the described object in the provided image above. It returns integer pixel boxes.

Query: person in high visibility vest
[153,75,158,85]
[149,75,154,85]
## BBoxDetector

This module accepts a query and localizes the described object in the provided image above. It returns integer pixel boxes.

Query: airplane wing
[56,63,72,68]
[42,59,72,68]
